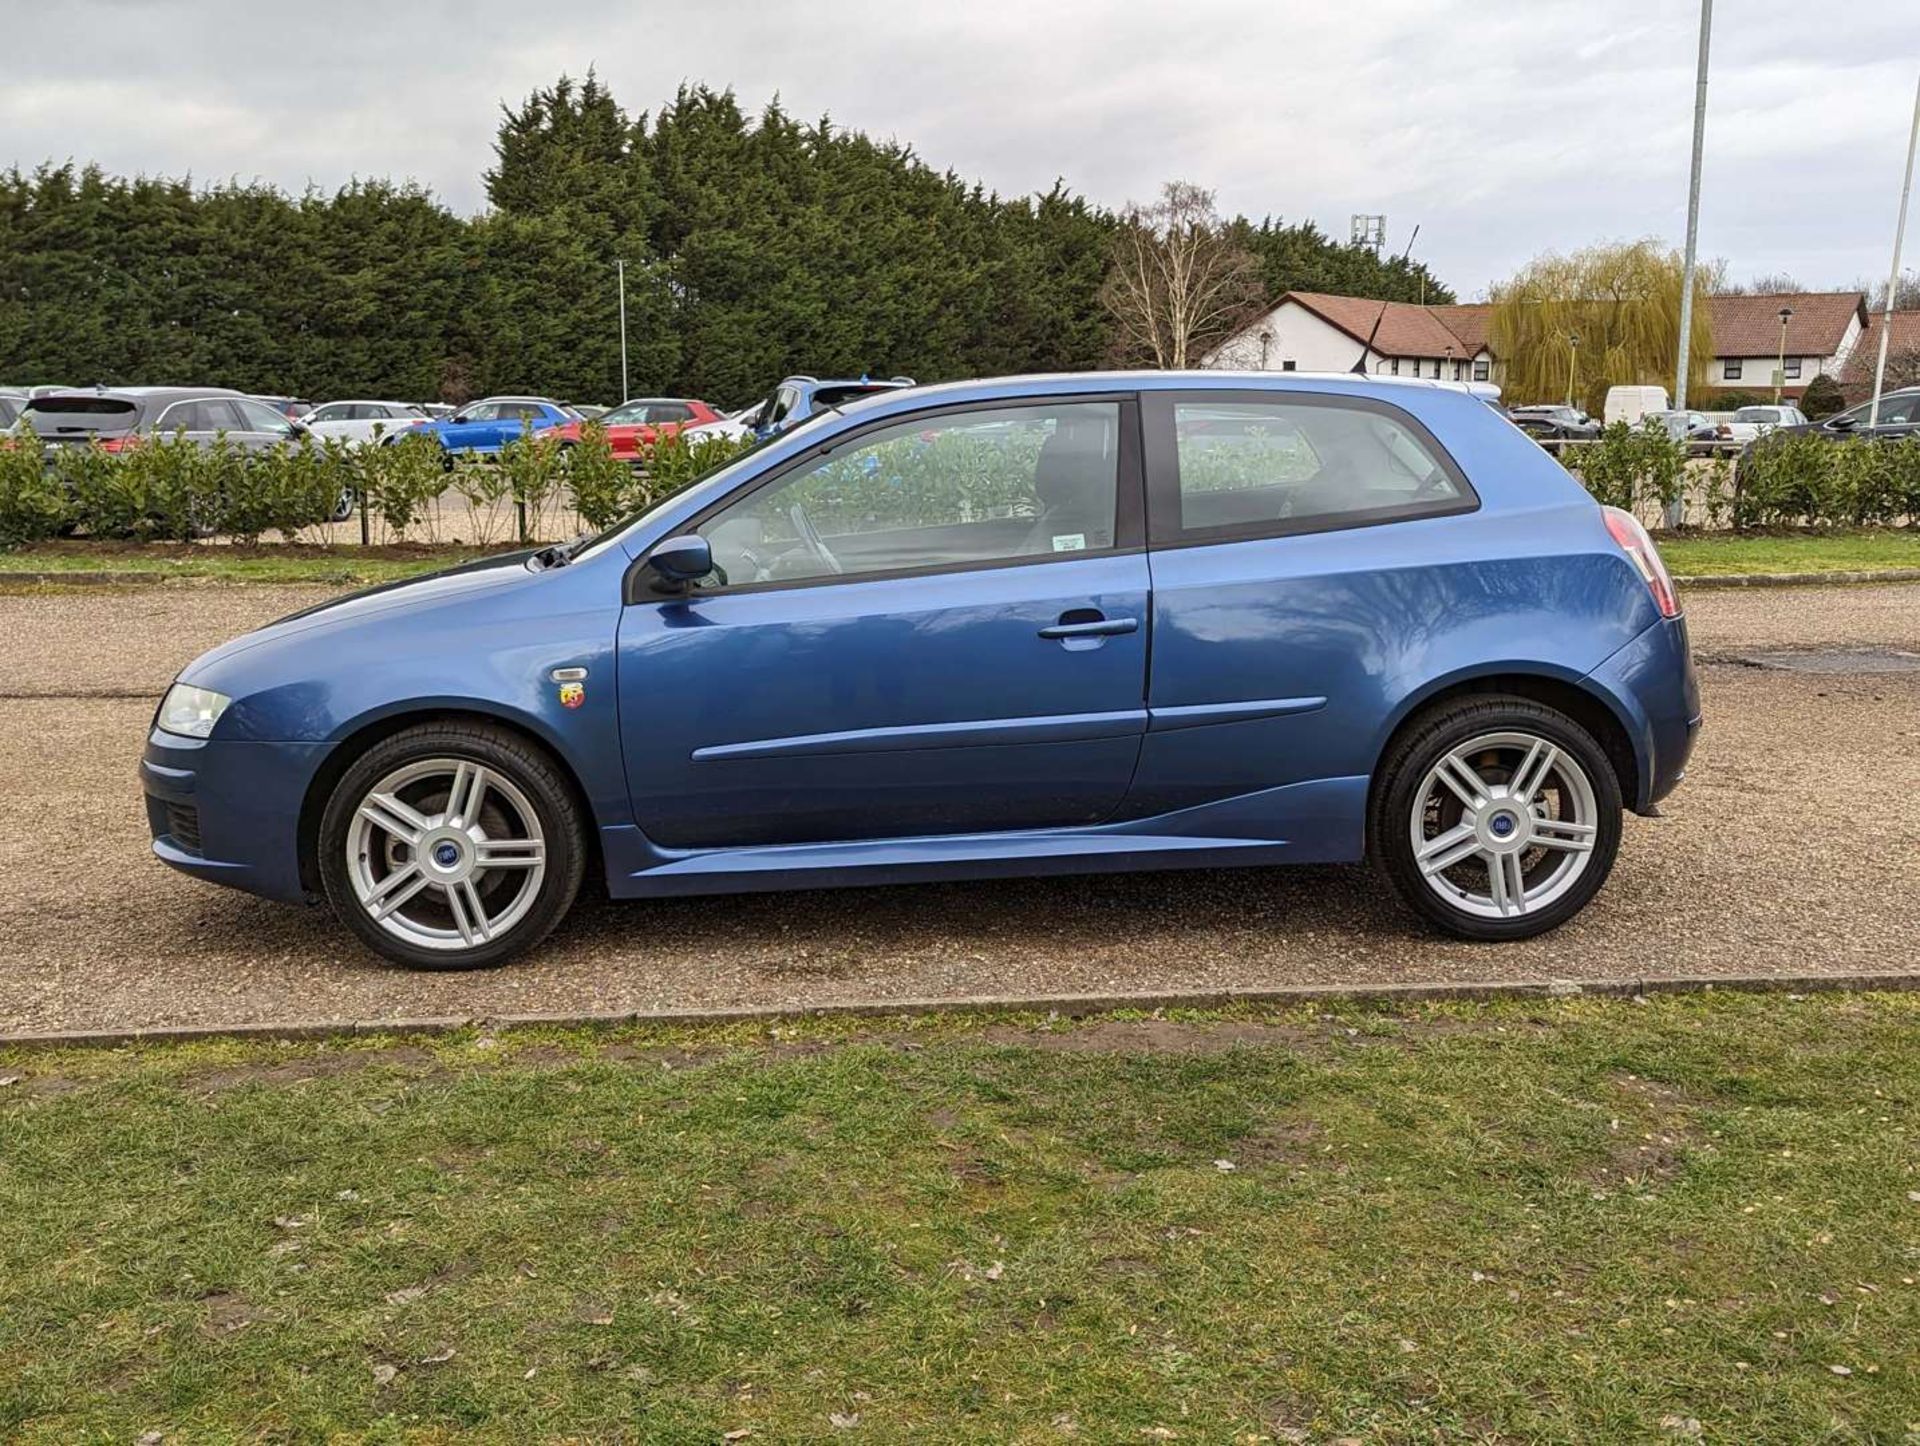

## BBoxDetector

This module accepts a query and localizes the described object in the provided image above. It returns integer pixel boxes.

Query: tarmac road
[1,580,1916,1035]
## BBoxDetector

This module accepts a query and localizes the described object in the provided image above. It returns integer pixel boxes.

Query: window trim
[1141,388,1481,550]
[1783,357,1802,379]
[622,392,1147,604]
[1724,359,1743,380]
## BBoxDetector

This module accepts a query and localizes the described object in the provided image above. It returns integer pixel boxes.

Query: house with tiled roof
[1840,310,1920,394]
[1701,292,1868,398]
[1204,292,1497,384]
[1207,288,1871,403]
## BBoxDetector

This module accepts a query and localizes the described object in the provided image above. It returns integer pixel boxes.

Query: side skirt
[600,775,1368,900]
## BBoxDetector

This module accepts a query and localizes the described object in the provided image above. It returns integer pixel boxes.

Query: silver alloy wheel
[1409,729,1599,920]
[346,757,547,952]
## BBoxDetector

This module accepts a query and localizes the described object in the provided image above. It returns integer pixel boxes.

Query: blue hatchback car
[144,373,1700,970]
[397,396,579,457]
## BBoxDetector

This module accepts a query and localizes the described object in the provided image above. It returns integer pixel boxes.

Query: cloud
[4,0,1914,295]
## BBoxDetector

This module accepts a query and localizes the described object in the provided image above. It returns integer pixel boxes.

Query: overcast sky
[5,0,1916,298]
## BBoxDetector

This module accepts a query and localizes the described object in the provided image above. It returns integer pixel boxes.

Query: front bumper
[141,727,334,902]
[1583,614,1701,812]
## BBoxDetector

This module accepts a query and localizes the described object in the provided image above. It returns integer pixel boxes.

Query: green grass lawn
[0,541,489,585]
[1661,529,1920,578]
[3,992,1916,1442]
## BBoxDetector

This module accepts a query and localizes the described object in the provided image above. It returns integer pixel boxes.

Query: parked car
[1716,404,1807,445]
[417,403,456,421]
[13,387,332,526]
[0,389,25,430]
[1769,387,1920,444]
[1642,410,1719,443]
[755,375,916,438]
[253,395,314,420]
[144,372,1699,970]
[300,400,433,445]
[685,400,765,443]
[393,396,580,458]
[568,404,610,422]
[15,387,305,456]
[1603,385,1669,427]
[1507,405,1601,440]
[536,397,724,461]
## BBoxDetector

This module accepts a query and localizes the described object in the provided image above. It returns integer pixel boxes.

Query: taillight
[1602,506,1679,619]
[97,435,135,453]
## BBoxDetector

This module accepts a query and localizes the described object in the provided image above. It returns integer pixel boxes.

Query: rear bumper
[141,727,333,902]
[1583,615,1700,812]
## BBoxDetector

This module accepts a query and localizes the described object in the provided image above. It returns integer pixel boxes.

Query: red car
[538,397,722,460]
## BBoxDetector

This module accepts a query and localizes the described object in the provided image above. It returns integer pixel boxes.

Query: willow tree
[1489,240,1712,413]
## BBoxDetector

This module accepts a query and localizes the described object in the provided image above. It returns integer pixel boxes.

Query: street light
[1773,305,1793,404]
[1567,333,1580,408]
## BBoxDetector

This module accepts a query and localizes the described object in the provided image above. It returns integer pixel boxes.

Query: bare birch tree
[1101,182,1263,369]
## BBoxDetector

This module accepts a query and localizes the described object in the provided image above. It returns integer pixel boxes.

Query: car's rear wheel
[318,722,586,970]
[1370,696,1622,940]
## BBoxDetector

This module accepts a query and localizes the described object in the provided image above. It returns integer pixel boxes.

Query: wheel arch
[1368,668,1643,821]
[297,704,600,897]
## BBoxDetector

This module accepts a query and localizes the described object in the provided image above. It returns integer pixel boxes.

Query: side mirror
[1829,415,1857,431]
[647,534,712,589]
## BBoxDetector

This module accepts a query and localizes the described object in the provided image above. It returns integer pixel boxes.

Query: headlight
[158,683,232,739]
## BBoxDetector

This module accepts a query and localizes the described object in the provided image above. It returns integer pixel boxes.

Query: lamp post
[616,258,630,404]
[1773,305,1793,404]
[1567,333,1580,408]
[1870,71,1920,427]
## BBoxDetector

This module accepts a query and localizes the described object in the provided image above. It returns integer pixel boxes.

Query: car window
[20,396,143,436]
[154,400,213,432]
[232,399,295,434]
[308,403,346,422]
[694,401,1122,589]
[1170,399,1467,538]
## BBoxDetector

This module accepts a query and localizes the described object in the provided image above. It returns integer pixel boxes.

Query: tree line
[0,76,1451,407]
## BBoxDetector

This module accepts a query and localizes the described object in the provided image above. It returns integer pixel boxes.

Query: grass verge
[2,992,1916,1442]
[1661,529,1920,577]
[0,540,489,585]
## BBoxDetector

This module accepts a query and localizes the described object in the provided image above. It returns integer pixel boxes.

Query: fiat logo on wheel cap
[433,842,461,867]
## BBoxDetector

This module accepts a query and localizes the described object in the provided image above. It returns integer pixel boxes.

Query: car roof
[314,399,416,407]
[33,386,247,402]
[473,395,562,406]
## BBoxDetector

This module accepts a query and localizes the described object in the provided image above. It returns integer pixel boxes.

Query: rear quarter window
[1159,395,1475,543]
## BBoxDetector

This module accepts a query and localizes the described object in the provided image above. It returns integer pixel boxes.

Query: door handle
[1039,614,1139,640]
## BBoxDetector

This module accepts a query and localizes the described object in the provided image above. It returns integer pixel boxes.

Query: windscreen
[20,395,141,436]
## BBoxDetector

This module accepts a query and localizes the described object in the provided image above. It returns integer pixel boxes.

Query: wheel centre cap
[433,841,462,867]
[1489,812,1517,838]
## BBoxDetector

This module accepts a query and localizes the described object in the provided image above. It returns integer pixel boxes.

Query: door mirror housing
[647,534,712,590]
[1829,414,1857,431]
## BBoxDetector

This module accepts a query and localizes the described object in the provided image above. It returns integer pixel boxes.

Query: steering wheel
[788,503,844,575]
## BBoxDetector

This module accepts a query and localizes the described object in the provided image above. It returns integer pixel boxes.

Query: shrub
[631,431,757,514]
[1563,420,1690,515]
[1798,373,1846,420]
[363,433,447,540]
[498,422,565,542]
[565,422,634,532]
[0,437,69,544]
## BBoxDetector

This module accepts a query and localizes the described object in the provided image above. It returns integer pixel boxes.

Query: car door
[444,401,496,451]
[1126,389,1482,833]
[617,395,1150,849]
[228,397,298,451]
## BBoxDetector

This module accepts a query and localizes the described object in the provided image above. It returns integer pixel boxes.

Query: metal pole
[1774,310,1790,405]
[617,258,630,404]
[1669,0,1711,528]
[1870,71,1920,427]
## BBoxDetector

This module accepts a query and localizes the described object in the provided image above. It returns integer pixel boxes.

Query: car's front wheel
[318,722,587,969]
[1370,696,1622,940]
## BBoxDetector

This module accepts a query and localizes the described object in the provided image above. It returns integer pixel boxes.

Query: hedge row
[0,426,756,547]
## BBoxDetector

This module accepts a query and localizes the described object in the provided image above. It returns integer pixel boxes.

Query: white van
[1603,385,1670,427]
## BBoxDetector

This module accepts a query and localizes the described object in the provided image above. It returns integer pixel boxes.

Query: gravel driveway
[1,580,1916,1034]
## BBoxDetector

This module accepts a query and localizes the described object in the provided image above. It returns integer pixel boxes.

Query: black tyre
[318,721,587,970]
[1369,695,1622,941]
